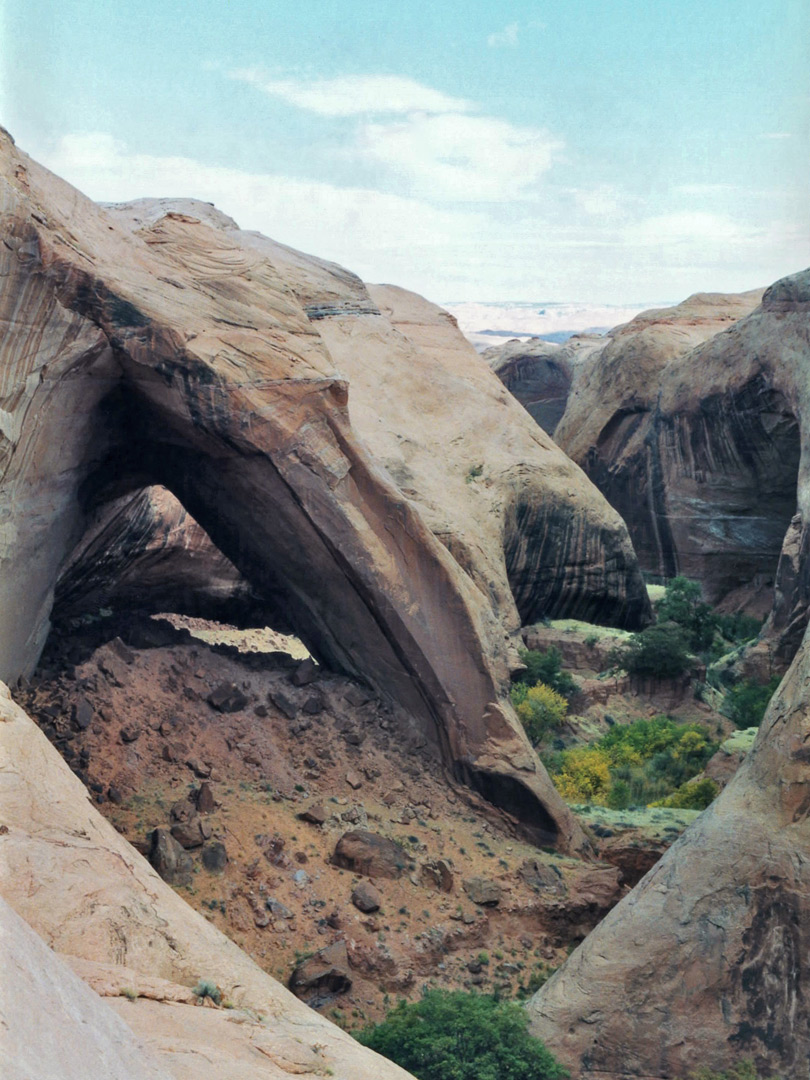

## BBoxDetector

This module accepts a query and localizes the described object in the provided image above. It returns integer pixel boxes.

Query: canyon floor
[14,607,738,1031]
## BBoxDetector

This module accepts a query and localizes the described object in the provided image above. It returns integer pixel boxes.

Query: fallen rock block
[332,830,409,879]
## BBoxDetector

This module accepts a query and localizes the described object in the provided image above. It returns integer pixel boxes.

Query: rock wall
[0,131,650,849]
[53,485,266,627]
[555,280,810,657]
[527,616,810,1077]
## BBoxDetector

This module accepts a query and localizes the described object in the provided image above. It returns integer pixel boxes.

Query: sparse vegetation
[356,989,568,1079]
[193,978,223,1005]
[546,716,718,808]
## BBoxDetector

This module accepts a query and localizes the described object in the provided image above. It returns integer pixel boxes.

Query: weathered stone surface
[419,858,454,892]
[201,841,227,872]
[0,896,173,1080]
[207,682,249,713]
[528,627,810,1078]
[0,685,416,1080]
[555,283,810,664]
[54,485,264,627]
[0,134,655,852]
[484,333,605,436]
[170,815,211,849]
[299,802,329,825]
[463,876,502,906]
[148,827,193,886]
[194,781,216,813]
[351,881,382,913]
[289,941,352,1001]
[332,830,409,879]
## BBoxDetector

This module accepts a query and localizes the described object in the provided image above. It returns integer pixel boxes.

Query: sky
[1,0,808,303]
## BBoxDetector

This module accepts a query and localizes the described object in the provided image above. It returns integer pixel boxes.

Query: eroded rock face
[554,285,810,639]
[0,896,173,1080]
[0,132,650,849]
[53,485,266,628]
[484,333,606,436]
[528,623,810,1078]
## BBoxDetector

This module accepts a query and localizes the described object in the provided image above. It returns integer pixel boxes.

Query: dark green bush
[516,647,578,701]
[715,612,763,645]
[611,623,692,679]
[356,989,568,1080]
[656,576,717,652]
[688,1062,781,1080]
[723,676,781,728]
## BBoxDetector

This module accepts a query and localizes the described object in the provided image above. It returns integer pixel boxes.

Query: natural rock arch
[0,132,652,851]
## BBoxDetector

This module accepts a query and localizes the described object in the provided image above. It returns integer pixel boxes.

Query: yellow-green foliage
[548,716,718,809]
[553,746,612,802]
[515,682,568,745]
[652,777,719,810]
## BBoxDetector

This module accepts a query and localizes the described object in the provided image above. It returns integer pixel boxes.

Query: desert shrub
[517,647,578,701]
[193,979,222,1005]
[651,777,719,810]
[611,623,691,679]
[356,988,568,1080]
[655,576,717,652]
[551,716,718,808]
[723,676,780,728]
[553,746,612,803]
[515,683,568,745]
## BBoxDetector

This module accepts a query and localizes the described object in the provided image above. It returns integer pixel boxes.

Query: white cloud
[227,69,471,116]
[487,22,520,48]
[359,112,562,201]
[760,132,792,139]
[573,185,622,216]
[26,132,807,305]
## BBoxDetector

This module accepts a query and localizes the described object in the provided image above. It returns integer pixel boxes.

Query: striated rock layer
[555,281,810,659]
[528,619,810,1077]
[0,130,650,849]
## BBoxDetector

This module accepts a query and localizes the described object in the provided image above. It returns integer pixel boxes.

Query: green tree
[515,682,568,745]
[611,623,691,679]
[656,576,717,652]
[723,676,781,728]
[517,647,578,701]
[356,989,567,1080]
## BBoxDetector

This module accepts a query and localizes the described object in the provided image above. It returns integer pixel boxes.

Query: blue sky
[1,0,808,302]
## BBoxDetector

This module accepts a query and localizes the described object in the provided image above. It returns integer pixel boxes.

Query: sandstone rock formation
[528,622,810,1078]
[484,334,605,435]
[0,682,415,1079]
[553,287,810,628]
[1,895,173,1080]
[53,485,265,627]
[0,129,650,849]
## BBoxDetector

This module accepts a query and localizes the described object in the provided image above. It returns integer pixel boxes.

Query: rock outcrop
[554,287,810,622]
[0,130,650,849]
[53,485,265,627]
[484,334,605,435]
[527,621,810,1078]
[0,682,415,1079]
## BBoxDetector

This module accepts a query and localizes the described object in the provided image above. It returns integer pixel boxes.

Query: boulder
[289,941,352,1001]
[463,877,502,906]
[419,858,454,893]
[148,828,193,886]
[171,815,212,849]
[332,830,409,879]
[207,683,249,713]
[351,881,382,913]
[201,842,227,873]
[299,803,329,825]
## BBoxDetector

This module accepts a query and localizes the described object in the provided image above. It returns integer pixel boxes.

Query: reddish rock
[332,830,409,879]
